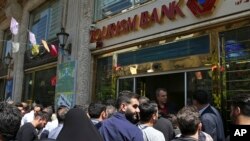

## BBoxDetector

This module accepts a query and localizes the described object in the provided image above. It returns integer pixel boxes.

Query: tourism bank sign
[90,0,249,45]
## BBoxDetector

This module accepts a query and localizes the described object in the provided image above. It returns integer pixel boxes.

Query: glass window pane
[118,35,210,66]
[23,73,33,102]
[29,1,61,48]
[223,26,250,96]
[33,68,56,106]
[187,70,212,105]
[95,56,113,100]
[118,78,134,92]
[94,0,152,21]
[0,79,6,101]
[1,30,12,61]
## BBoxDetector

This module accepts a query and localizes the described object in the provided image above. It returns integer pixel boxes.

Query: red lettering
[116,21,122,35]
[89,0,189,43]
[151,8,160,23]
[140,11,150,28]
[187,0,216,17]
[106,23,117,38]
[101,26,107,39]
[171,1,185,18]
[128,15,138,31]
[95,29,102,41]
[121,19,128,33]
[161,4,174,20]
[161,1,185,20]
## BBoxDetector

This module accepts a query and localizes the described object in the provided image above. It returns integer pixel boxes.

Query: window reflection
[23,68,56,106]
[187,70,212,105]
[119,78,134,92]
[94,0,152,21]
[95,57,113,100]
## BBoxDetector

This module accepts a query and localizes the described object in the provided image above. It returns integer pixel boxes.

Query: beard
[36,123,45,130]
[125,110,139,124]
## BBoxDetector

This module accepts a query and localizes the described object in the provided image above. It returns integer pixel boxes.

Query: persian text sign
[55,61,76,108]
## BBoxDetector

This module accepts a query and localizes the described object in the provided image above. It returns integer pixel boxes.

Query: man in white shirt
[48,105,69,139]
[21,104,43,126]
[137,102,165,141]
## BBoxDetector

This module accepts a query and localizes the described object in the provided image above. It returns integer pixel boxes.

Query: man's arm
[20,127,37,141]
[201,114,217,140]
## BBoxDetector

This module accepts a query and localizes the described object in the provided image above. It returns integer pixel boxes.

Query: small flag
[50,76,57,86]
[12,42,20,53]
[10,17,19,35]
[41,40,50,52]
[29,31,37,45]
[31,44,39,56]
[50,44,58,57]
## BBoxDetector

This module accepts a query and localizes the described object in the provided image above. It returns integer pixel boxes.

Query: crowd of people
[0,89,250,141]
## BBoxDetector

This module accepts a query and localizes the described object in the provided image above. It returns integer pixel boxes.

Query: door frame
[117,67,210,106]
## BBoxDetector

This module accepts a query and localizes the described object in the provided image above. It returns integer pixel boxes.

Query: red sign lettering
[186,0,216,17]
[90,0,217,45]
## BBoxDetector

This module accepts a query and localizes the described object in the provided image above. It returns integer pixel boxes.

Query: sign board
[55,61,76,108]
[91,0,250,47]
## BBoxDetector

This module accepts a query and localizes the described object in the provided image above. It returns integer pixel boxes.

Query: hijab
[57,108,103,141]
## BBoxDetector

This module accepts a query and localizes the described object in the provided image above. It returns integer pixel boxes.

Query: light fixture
[56,27,70,54]
[4,52,13,66]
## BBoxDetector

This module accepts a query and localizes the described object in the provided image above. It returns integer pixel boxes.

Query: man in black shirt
[0,102,22,141]
[16,111,49,141]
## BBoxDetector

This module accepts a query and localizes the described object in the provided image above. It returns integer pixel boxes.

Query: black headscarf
[57,108,103,141]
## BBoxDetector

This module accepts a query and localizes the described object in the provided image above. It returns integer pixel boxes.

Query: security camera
[90,24,96,28]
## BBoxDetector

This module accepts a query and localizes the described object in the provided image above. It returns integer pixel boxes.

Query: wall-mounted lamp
[4,52,13,66]
[56,27,71,54]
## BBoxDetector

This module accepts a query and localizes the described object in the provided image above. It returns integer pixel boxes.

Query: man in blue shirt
[192,90,225,141]
[99,91,143,141]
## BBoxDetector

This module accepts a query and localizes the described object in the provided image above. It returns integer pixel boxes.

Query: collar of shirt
[199,104,210,114]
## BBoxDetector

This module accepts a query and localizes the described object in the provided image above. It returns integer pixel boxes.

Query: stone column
[2,0,23,102]
[12,0,46,102]
[65,0,94,105]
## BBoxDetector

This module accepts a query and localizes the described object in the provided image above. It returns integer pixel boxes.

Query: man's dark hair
[57,105,69,123]
[116,90,140,109]
[0,102,22,140]
[43,106,53,121]
[231,93,250,117]
[192,90,211,104]
[166,114,178,129]
[88,102,106,118]
[176,106,200,136]
[155,88,167,97]
[139,96,150,104]
[139,102,158,122]
[35,111,50,121]
[73,104,89,113]
[15,102,23,108]
[34,104,43,111]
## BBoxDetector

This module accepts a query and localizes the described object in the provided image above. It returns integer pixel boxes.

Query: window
[117,70,212,110]
[0,30,12,101]
[29,0,61,47]
[94,0,152,21]
[95,56,114,100]
[222,26,250,96]
[117,35,210,66]
[1,30,12,63]
[23,68,56,106]
[220,26,250,132]
[0,79,6,101]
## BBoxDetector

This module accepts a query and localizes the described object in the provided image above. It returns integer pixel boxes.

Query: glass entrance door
[118,69,212,111]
